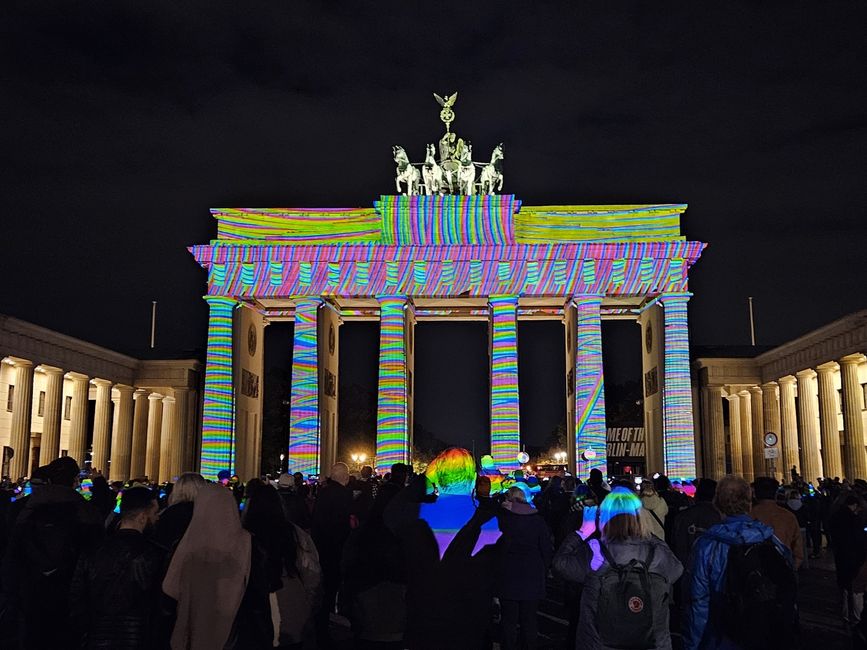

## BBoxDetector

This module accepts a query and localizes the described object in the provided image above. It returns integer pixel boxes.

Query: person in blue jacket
[683,475,795,650]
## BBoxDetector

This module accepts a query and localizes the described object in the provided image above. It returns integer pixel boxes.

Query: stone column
[796,369,823,484]
[571,295,607,477]
[288,298,321,477]
[840,354,867,480]
[8,360,34,479]
[727,394,743,476]
[129,389,150,479]
[90,379,113,475]
[778,376,800,477]
[67,374,90,467]
[170,388,189,479]
[816,362,843,479]
[159,396,176,483]
[749,386,766,477]
[145,392,164,481]
[376,297,411,472]
[702,386,726,479]
[738,390,755,482]
[490,295,522,473]
[109,385,135,481]
[761,382,782,480]
[38,367,65,465]
[200,296,237,481]
[659,293,697,478]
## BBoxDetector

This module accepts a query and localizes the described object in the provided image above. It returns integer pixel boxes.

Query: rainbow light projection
[574,295,608,478]
[376,297,410,472]
[660,293,696,478]
[489,296,521,472]
[200,296,237,480]
[287,298,321,476]
[191,194,705,479]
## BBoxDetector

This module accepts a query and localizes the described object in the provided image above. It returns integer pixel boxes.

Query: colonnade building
[0,314,202,482]
[694,310,867,482]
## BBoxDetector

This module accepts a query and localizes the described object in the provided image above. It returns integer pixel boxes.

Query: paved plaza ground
[323,551,853,649]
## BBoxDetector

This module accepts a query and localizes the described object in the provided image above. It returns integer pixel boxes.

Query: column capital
[112,384,136,395]
[203,295,239,308]
[817,361,840,374]
[725,393,740,402]
[148,392,165,402]
[738,389,752,398]
[761,381,779,391]
[133,388,151,399]
[796,368,817,381]
[570,293,605,305]
[36,365,64,377]
[91,378,113,388]
[488,294,520,308]
[657,292,693,305]
[707,385,725,397]
[749,385,763,396]
[161,395,176,405]
[778,375,797,385]
[840,353,866,367]
[65,371,89,383]
[6,357,34,369]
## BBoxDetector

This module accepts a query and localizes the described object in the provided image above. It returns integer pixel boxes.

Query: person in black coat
[498,487,554,650]
[312,463,355,648]
[829,493,866,621]
[70,487,162,649]
[1,457,104,649]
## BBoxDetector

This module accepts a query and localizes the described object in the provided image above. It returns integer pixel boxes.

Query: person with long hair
[243,483,320,650]
[162,484,268,649]
[554,486,682,649]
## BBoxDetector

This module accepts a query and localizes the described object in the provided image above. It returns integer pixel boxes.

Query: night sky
[3,2,866,450]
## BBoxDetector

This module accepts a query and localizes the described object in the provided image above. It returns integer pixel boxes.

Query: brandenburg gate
[189,95,705,481]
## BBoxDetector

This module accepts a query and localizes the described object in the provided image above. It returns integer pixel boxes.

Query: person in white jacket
[639,480,668,541]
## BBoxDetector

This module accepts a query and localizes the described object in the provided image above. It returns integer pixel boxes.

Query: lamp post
[350,452,367,471]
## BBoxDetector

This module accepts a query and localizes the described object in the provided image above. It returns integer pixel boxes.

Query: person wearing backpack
[639,480,669,541]
[553,486,683,649]
[683,475,797,650]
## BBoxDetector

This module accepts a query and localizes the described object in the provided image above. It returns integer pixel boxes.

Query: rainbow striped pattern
[489,296,521,471]
[376,297,410,471]
[287,298,321,476]
[376,194,518,245]
[573,296,608,478]
[200,296,236,480]
[214,207,381,243]
[659,293,696,478]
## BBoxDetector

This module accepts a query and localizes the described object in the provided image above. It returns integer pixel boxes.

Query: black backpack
[596,542,669,650]
[720,539,797,648]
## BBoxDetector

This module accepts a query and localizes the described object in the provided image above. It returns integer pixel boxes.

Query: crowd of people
[0,451,865,650]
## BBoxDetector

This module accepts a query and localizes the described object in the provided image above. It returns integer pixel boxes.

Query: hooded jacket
[683,514,793,650]
[497,501,553,600]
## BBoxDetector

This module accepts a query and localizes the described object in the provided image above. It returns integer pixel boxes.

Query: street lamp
[554,451,567,464]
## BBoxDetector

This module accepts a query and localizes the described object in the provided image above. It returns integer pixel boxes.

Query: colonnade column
[159,396,176,483]
[145,393,164,481]
[738,390,755,482]
[109,385,135,481]
[761,382,782,480]
[840,354,867,480]
[571,295,606,477]
[129,389,150,479]
[659,293,696,478]
[171,388,190,478]
[8,360,34,479]
[90,379,113,474]
[816,362,843,479]
[727,394,743,476]
[200,296,237,481]
[490,295,522,473]
[67,374,90,467]
[796,369,823,483]
[702,386,726,479]
[38,367,65,465]
[778,376,800,476]
[287,298,321,477]
[749,386,766,477]
[376,297,411,472]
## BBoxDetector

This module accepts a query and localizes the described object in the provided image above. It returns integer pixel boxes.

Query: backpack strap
[647,508,664,529]
[645,540,657,568]
[598,541,621,570]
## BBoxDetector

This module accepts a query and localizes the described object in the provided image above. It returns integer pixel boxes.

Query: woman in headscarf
[162,483,269,650]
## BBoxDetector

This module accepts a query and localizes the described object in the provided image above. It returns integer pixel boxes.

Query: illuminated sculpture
[392,145,421,196]
[189,93,706,482]
[479,143,504,195]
